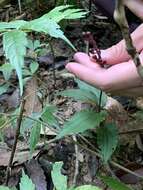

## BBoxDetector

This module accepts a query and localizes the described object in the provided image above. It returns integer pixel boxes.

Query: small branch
[88,0,92,14]
[119,128,143,135]
[18,0,22,14]
[114,0,143,78]
[5,99,25,185]
[106,163,119,179]
[49,41,56,87]
[72,135,79,186]
[98,91,103,112]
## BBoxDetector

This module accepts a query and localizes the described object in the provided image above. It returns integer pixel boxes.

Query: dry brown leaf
[25,159,47,190]
[104,96,128,125]
[0,148,38,166]
[24,77,42,116]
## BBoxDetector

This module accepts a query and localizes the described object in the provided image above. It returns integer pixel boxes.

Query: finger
[66,52,143,93]
[74,52,101,69]
[104,59,143,92]
[101,24,143,65]
[125,0,143,20]
[66,62,106,88]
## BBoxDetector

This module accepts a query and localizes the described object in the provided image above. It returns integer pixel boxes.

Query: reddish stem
[82,31,105,67]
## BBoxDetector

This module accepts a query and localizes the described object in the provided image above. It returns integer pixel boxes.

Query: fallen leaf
[24,159,47,190]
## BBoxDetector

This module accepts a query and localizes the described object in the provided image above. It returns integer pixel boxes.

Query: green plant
[58,79,118,163]
[0,5,87,186]
[51,162,102,190]
[0,5,86,95]
[51,162,132,190]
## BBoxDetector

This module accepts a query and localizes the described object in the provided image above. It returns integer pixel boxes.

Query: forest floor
[0,1,143,190]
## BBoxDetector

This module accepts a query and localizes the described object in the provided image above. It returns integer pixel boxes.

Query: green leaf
[0,115,7,127]
[11,188,17,190]
[20,170,35,190]
[51,162,67,190]
[27,39,41,51]
[3,30,28,95]
[0,186,17,190]
[0,83,9,95]
[44,5,87,23]
[21,17,76,50]
[0,186,11,190]
[27,39,34,50]
[97,123,118,163]
[74,185,102,190]
[0,20,27,32]
[0,63,13,80]
[57,110,106,138]
[41,105,58,126]
[58,89,98,104]
[33,40,41,50]
[30,61,39,74]
[101,176,133,190]
[29,122,41,154]
[77,80,107,107]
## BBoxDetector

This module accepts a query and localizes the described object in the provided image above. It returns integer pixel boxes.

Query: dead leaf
[24,159,47,190]
[116,163,143,184]
[8,165,23,188]
[7,88,20,109]
[0,146,39,166]
[104,96,128,125]
[24,77,42,116]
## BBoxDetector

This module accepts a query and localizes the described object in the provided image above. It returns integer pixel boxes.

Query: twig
[114,0,143,78]
[49,41,56,87]
[98,91,103,112]
[89,0,92,14]
[106,163,120,179]
[18,0,22,14]
[5,99,25,185]
[119,128,143,135]
[72,135,79,186]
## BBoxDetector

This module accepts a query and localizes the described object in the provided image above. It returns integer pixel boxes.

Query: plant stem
[98,91,103,112]
[18,0,22,14]
[5,99,25,185]
[49,41,56,87]
[72,135,79,186]
[89,0,92,12]
[114,0,143,78]
[119,128,143,135]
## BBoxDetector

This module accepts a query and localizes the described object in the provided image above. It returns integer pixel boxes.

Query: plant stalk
[5,99,25,185]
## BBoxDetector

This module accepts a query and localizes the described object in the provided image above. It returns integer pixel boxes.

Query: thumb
[101,40,130,65]
[101,24,143,65]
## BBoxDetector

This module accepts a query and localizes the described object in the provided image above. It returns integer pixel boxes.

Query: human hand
[124,0,143,20]
[66,24,143,97]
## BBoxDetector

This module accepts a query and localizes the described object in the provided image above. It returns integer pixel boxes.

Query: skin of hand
[124,0,143,20]
[66,24,143,97]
